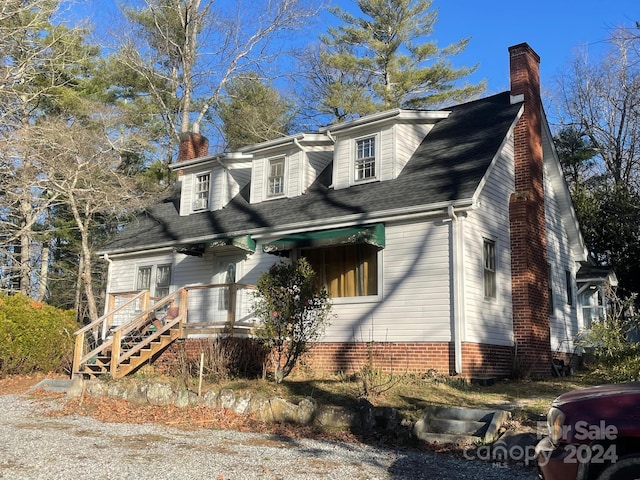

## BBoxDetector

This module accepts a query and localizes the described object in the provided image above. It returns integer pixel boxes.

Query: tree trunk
[37,241,50,301]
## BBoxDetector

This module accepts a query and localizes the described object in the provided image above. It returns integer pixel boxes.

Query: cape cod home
[73,43,614,380]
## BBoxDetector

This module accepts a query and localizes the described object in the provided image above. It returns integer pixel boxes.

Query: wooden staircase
[72,289,187,379]
[81,319,182,379]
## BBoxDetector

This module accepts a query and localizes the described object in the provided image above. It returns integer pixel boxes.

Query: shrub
[0,293,78,375]
[254,258,331,383]
[578,291,640,382]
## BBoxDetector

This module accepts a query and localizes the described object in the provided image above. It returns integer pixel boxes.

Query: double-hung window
[483,239,497,299]
[136,264,172,300]
[194,173,210,210]
[355,136,376,181]
[267,157,285,197]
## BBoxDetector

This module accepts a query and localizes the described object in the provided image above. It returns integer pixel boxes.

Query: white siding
[394,123,432,177]
[305,148,333,190]
[249,156,266,204]
[288,150,302,197]
[379,126,394,182]
[545,161,580,353]
[332,135,351,190]
[463,138,515,346]
[179,172,193,216]
[323,220,452,343]
[209,167,224,211]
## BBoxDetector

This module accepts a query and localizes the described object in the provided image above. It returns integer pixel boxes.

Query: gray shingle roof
[102,92,522,254]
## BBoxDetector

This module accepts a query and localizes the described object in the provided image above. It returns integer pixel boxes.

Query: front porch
[72,283,257,379]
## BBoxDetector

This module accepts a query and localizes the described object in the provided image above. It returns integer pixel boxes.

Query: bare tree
[19,117,150,321]
[556,27,640,188]
[0,0,98,297]
[109,0,318,156]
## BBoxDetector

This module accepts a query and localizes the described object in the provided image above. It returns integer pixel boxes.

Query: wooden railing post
[179,288,188,337]
[226,284,237,333]
[110,330,122,378]
[72,333,84,378]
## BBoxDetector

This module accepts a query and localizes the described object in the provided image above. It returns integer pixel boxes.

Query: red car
[536,382,640,480]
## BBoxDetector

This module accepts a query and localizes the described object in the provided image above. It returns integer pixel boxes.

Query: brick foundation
[154,339,516,379]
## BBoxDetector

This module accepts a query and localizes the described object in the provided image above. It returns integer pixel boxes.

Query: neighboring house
[95,43,606,379]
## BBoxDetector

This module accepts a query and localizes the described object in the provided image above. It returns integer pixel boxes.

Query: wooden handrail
[72,290,149,377]
[74,282,259,378]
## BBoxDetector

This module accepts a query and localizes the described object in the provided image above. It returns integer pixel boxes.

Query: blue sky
[434,0,637,94]
[68,0,637,97]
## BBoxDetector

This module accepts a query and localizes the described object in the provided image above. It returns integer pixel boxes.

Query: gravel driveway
[0,394,538,479]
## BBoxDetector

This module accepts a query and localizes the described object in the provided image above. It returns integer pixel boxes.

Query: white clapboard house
[72,43,615,380]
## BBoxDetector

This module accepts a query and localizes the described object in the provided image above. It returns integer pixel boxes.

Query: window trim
[565,270,574,307]
[482,238,497,300]
[353,134,379,184]
[265,156,286,198]
[193,172,211,211]
[135,263,173,300]
[295,245,383,305]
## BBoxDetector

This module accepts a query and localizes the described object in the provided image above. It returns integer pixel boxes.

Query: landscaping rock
[269,397,299,424]
[145,382,175,406]
[232,392,252,414]
[297,397,316,425]
[219,389,235,409]
[201,390,218,408]
[314,406,357,429]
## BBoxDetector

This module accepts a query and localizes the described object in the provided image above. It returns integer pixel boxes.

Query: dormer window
[267,157,285,197]
[355,136,376,181]
[194,173,210,210]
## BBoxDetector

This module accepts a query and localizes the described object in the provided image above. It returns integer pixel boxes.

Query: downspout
[102,253,113,341]
[103,253,113,316]
[448,205,466,375]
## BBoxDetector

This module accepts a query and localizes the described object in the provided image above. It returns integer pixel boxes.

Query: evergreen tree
[316,0,485,121]
[217,74,294,150]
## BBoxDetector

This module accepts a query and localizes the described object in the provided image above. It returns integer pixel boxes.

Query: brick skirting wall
[154,339,523,379]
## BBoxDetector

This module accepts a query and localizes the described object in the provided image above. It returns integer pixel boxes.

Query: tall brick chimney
[508,43,552,378]
[178,131,209,162]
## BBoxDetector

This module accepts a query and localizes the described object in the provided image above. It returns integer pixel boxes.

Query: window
[194,173,210,210]
[303,244,378,298]
[355,136,376,181]
[136,266,152,291]
[155,265,171,299]
[136,264,172,299]
[483,239,496,299]
[565,270,573,306]
[267,157,285,197]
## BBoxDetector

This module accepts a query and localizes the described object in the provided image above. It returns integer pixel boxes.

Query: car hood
[553,382,640,406]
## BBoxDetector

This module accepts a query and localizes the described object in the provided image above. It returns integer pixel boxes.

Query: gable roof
[101,92,523,255]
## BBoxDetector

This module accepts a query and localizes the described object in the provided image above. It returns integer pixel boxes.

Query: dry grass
[143,367,600,427]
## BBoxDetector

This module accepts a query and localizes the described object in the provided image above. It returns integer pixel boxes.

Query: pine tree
[317,0,485,121]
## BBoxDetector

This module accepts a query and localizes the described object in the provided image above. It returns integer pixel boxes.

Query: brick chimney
[178,132,209,162]
[508,43,552,377]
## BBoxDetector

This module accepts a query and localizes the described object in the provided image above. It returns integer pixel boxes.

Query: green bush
[578,292,640,382]
[0,293,78,375]
[254,258,331,383]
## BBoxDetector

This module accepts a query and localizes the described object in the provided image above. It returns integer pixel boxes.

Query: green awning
[263,224,385,255]
[210,234,256,253]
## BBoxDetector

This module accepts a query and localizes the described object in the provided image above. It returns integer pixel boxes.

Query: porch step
[413,406,511,445]
[77,327,180,379]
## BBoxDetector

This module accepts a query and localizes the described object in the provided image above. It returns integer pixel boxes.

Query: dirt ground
[0,374,365,446]
[0,373,62,395]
